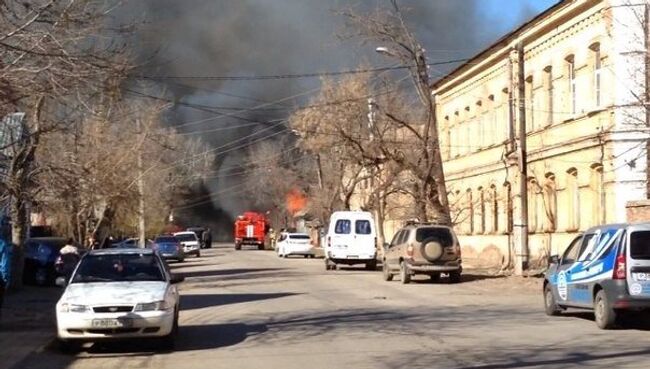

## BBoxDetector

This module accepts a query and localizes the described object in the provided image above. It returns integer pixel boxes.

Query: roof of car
[89,248,154,256]
[173,231,195,235]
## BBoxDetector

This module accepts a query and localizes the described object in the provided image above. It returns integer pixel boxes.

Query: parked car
[186,227,208,249]
[382,222,462,284]
[23,237,67,286]
[150,235,185,263]
[173,231,201,258]
[276,233,314,258]
[324,211,377,271]
[544,223,650,329]
[55,248,183,351]
[110,238,138,249]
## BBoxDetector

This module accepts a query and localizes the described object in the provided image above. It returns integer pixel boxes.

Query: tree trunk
[9,196,27,291]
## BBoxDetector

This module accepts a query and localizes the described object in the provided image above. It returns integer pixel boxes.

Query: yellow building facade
[432,0,649,267]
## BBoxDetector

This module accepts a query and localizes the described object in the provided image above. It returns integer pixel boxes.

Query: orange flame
[286,188,307,215]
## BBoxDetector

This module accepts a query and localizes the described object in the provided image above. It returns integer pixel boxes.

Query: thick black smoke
[120,0,552,231]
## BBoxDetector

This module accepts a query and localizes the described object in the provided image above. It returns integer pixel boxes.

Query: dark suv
[382,223,462,284]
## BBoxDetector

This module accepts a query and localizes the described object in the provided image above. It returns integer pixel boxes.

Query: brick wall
[626,200,650,223]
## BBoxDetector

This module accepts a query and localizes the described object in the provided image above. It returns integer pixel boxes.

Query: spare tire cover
[420,238,443,262]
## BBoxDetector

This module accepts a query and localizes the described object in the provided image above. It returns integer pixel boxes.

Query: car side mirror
[170,274,185,284]
[55,276,68,288]
[548,255,560,265]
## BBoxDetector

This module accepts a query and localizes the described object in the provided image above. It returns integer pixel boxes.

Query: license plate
[634,273,649,281]
[347,255,359,259]
[91,318,132,328]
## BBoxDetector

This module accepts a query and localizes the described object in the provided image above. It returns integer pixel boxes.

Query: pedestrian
[0,219,12,320]
[205,228,212,248]
[55,238,80,282]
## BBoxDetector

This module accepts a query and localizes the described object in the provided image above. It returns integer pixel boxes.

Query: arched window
[465,189,474,235]
[590,43,602,108]
[566,168,580,231]
[528,178,540,233]
[543,173,557,232]
[500,182,513,234]
[566,55,576,115]
[590,163,604,226]
[526,75,534,131]
[475,187,485,234]
[544,65,553,126]
[488,184,498,233]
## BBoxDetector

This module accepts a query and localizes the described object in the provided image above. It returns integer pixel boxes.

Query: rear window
[334,220,351,234]
[175,233,196,242]
[355,220,372,235]
[415,228,453,247]
[630,231,650,260]
[289,235,310,240]
[155,236,177,243]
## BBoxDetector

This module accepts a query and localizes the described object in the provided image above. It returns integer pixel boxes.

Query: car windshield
[71,253,165,283]
[175,234,196,242]
[415,228,453,246]
[630,231,650,260]
[155,236,177,243]
[289,234,310,240]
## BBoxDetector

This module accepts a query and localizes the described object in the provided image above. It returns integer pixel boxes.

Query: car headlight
[134,301,171,312]
[58,303,91,313]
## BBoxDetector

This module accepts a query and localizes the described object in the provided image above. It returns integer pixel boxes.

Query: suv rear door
[626,227,650,298]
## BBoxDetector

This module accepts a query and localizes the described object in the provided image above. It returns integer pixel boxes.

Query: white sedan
[55,248,183,351]
[173,231,201,257]
[276,233,315,258]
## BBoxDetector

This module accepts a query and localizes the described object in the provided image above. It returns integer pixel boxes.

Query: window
[334,220,351,234]
[355,220,372,235]
[489,184,498,233]
[590,163,604,226]
[503,182,513,233]
[476,187,485,234]
[544,66,553,125]
[389,231,403,246]
[561,236,583,265]
[396,229,410,245]
[566,55,576,115]
[466,189,474,235]
[630,231,650,260]
[415,227,453,246]
[577,233,597,262]
[72,254,164,283]
[488,95,496,147]
[543,173,557,232]
[566,168,580,231]
[289,234,310,240]
[528,178,539,233]
[591,43,602,108]
[526,76,534,131]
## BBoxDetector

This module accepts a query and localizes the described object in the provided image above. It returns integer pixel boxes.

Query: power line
[129,58,469,81]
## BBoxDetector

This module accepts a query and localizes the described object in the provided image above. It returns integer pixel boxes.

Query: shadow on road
[181,292,300,310]
[179,267,286,279]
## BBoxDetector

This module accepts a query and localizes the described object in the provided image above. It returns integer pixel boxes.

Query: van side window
[334,220,351,234]
[355,220,372,235]
[595,230,624,261]
[630,231,650,260]
[577,233,597,261]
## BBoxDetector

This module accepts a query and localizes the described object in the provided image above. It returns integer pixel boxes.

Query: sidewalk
[0,286,61,369]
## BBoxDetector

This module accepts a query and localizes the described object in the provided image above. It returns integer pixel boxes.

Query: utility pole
[367,98,385,249]
[136,118,146,248]
[513,41,529,275]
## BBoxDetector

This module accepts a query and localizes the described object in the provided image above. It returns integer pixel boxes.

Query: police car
[544,223,650,329]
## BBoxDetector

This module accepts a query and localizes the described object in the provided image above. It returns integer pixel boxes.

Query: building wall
[432,0,649,267]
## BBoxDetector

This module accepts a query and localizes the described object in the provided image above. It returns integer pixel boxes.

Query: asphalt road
[14,243,650,369]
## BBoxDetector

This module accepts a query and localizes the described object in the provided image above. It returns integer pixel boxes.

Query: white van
[324,211,377,271]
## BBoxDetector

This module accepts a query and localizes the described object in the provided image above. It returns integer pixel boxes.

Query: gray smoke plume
[119,0,555,230]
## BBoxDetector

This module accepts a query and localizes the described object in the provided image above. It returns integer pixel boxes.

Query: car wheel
[177,258,184,263]
[594,289,617,329]
[304,255,309,259]
[449,271,461,283]
[430,273,441,283]
[283,253,288,258]
[365,260,377,271]
[57,339,82,354]
[196,251,201,258]
[544,283,562,316]
[235,243,241,250]
[309,255,315,259]
[382,260,393,281]
[400,261,411,284]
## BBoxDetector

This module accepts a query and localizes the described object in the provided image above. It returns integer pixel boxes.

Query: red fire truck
[234,212,269,250]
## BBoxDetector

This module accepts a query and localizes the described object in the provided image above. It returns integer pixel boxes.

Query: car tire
[283,253,288,258]
[449,271,461,284]
[365,260,377,271]
[304,255,309,259]
[196,251,201,258]
[309,255,315,259]
[235,243,241,250]
[400,261,411,284]
[57,339,82,354]
[258,244,264,251]
[382,261,393,281]
[177,258,184,263]
[594,289,617,329]
[544,283,563,316]
[430,272,441,283]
